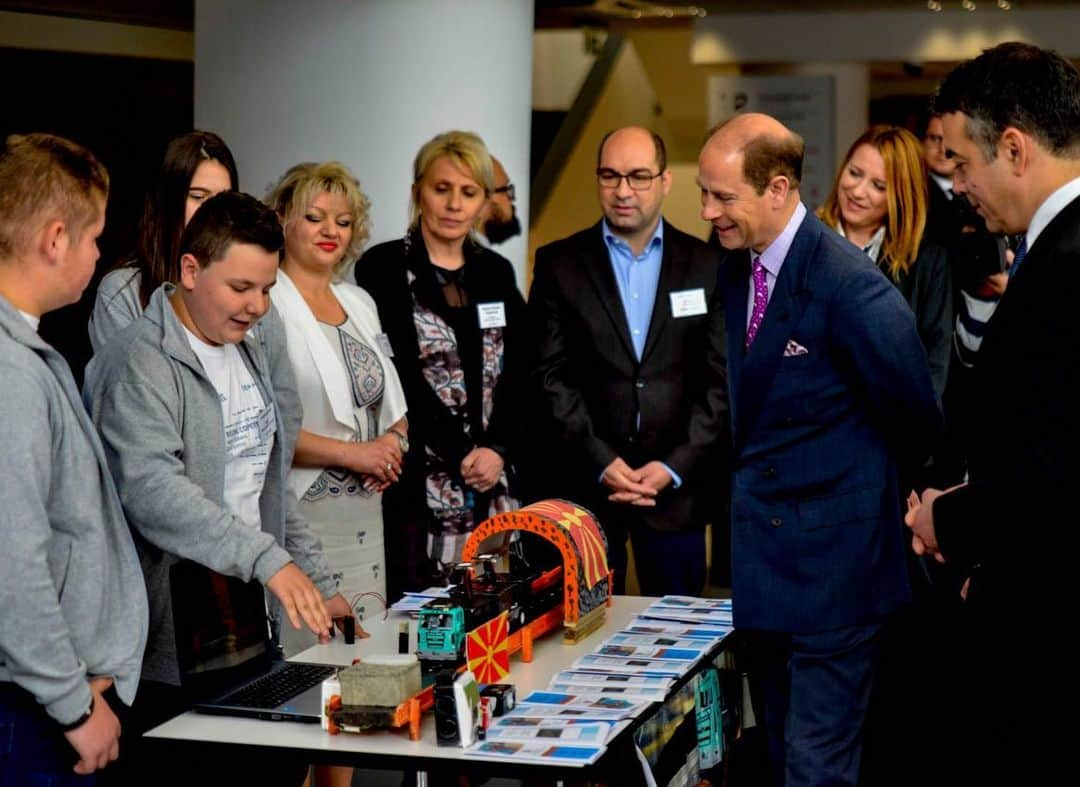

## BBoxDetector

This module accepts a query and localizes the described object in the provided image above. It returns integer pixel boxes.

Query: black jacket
[529,220,728,532]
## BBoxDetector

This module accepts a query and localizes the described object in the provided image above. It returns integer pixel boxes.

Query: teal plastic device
[417,601,466,660]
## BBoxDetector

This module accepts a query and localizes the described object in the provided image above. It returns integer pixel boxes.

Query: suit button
[627,435,637,443]
[635,379,645,389]
[764,467,777,479]
[770,517,782,528]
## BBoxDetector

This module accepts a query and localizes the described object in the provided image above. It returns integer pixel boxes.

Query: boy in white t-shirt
[84,191,351,786]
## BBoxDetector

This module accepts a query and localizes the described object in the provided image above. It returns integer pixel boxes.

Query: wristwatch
[58,695,94,732]
[389,428,409,454]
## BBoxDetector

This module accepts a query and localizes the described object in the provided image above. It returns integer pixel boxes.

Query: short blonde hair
[409,130,494,229]
[0,133,108,259]
[818,126,928,280]
[266,161,371,276]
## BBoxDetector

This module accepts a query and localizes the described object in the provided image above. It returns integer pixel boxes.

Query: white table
[145,596,718,780]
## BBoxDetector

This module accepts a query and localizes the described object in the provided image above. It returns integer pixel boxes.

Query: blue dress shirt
[603,219,664,360]
[601,220,681,488]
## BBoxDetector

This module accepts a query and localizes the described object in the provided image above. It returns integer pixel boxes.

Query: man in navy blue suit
[698,113,942,786]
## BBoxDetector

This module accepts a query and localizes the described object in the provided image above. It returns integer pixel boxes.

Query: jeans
[0,681,95,787]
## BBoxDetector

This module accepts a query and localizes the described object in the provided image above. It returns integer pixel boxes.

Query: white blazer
[271,269,408,499]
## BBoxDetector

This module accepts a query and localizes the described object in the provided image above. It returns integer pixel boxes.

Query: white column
[195,0,535,288]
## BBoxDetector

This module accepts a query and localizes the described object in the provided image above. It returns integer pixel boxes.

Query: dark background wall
[0,46,192,382]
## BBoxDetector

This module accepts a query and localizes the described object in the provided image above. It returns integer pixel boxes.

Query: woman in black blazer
[819,125,953,399]
[355,130,527,598]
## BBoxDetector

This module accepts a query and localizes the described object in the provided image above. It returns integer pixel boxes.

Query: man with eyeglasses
[478,157,522,245]
[530,126,728,596]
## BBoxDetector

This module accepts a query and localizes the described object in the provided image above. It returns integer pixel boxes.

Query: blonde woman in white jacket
[267,162,408,663]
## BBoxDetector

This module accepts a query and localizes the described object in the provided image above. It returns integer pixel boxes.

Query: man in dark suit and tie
[530,126,728,596]
[698,113,941,786]
[907,42,1080,781]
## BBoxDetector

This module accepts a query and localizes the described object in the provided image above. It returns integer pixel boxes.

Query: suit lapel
[981,192,1080,356]
[724,248,750,365]
[640,221,680,365]
[733,212,819,449]
[582,223,637,360]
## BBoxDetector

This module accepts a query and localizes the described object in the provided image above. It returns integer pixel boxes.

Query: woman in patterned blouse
[355,131,529,597]
[266,161,409,658]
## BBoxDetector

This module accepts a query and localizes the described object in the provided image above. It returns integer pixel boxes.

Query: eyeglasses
[494,183,515,201]
[596,168,662,190]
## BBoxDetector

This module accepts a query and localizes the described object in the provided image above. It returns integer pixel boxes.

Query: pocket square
[784,340,809,357]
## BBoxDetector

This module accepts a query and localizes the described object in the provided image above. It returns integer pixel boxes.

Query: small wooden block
[563,604,606,644]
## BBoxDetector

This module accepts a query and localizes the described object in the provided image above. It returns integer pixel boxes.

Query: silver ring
[386,463,392,471]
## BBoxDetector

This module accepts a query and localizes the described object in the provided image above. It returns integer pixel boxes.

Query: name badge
[477,302,507,329]
[375,332,394,358]
[670,288,707,318]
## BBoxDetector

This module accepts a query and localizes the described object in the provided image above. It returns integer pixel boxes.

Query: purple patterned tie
[745,256,768,349]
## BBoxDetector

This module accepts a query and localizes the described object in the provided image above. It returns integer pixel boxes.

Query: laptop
[170,561,336,723]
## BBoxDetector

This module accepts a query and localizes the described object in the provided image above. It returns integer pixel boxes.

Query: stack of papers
[558,595,733,689]
[467,738,607,765]
[636,596,733,626]
[548,671,673,702]
[572,652,695,677]
[388,586,453,615]
[507,691,651,721]
[465,595,733,766]
[621,620,731,639]
[468,690,634,765]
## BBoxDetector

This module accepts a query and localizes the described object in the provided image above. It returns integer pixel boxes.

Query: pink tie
[745,257,768,349]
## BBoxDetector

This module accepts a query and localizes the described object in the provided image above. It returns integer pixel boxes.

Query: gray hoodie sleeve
[92,375,293,586]
[0,367,94,725]
[258,306,335,597]
[89,269,142,355]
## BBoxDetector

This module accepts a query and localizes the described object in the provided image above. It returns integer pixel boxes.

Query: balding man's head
[595,126,672,252]
[704,113,804,195]
[698,113,804,253]
[597,126,667,173]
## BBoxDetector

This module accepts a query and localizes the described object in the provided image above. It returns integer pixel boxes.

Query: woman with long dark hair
[90,131,237,350]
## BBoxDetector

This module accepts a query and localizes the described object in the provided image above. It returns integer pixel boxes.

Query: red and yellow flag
[524,500,609,589]
[466,610,510,684]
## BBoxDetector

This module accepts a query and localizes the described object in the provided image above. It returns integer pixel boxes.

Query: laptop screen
[170,561,271,676]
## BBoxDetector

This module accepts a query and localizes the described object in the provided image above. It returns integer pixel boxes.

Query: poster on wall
[707,75,835,209]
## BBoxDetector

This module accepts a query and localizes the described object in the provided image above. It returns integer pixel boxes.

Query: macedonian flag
[466,610,510,684]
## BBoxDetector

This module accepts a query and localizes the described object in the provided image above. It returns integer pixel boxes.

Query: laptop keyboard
[220,663,336,709]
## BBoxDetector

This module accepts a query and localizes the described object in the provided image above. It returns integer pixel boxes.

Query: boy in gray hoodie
[0,133,149,784]
[84,191,351,786]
